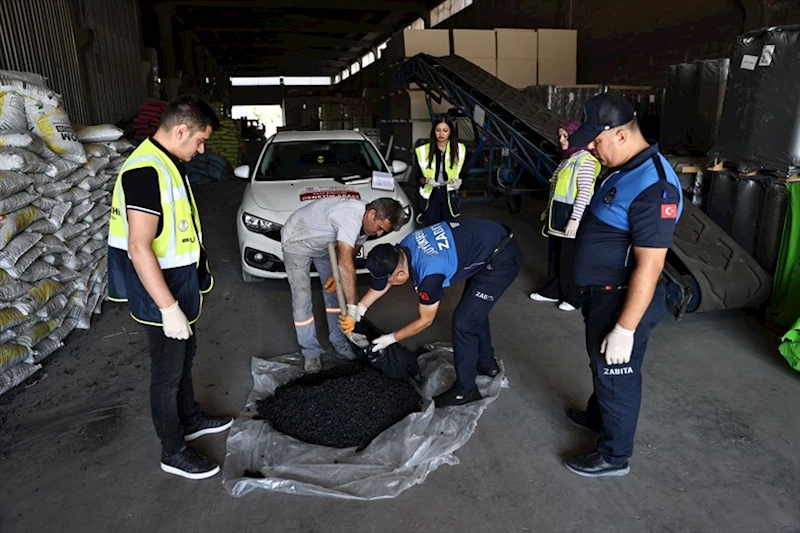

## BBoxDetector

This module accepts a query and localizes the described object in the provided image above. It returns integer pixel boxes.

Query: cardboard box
[408,90,453,120]
[496,29,538,60]
[464,56,497,77]
[453,29,496,59]
[497,58,537,88]
[387,29,450,63]
[538,29,577,85]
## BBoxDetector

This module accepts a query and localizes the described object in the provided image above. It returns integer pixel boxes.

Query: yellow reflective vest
[548,151,601,235]
[107,139,212,325]
[415,142,466,200]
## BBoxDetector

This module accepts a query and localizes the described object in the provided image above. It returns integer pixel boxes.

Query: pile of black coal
[255,362,422,450]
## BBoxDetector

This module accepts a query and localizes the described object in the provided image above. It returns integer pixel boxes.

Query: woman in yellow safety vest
[415,115,467,226]
[530,119,601,311]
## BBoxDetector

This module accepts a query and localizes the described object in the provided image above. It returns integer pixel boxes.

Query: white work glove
[601,324,635,365]
[370,332,397,352]
[356,302,368,322]
[564,218,580,237]
[159,301,192,340]
[451,178,462,189]
[425,177,438,187]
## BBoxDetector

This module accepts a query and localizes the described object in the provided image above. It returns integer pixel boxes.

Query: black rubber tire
[668,200,772,313]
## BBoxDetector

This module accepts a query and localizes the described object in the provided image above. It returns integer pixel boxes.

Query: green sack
[768,182,800,328]
[778,317,800,372]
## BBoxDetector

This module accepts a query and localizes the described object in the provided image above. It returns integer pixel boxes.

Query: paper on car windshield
[371,171,395,191]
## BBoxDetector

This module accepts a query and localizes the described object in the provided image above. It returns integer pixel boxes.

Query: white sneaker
[558,302,577,311]
[530,293,558,302]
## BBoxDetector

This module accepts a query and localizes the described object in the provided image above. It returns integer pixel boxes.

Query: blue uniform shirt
[400,219,508,304]
[574,144,682,287]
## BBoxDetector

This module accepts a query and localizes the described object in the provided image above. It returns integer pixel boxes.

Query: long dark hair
[427,115,459,169]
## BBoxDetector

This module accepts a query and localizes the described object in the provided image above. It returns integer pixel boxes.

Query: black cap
[567,93,637,148]
[366,244,400,290]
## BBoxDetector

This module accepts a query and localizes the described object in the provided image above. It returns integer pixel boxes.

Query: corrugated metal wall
[77,0,145,124]
[0,0,144,126]
[0,0,90,124]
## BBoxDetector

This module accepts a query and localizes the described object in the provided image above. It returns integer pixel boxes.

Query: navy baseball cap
[567,93,637,148]
[366,244,400,290]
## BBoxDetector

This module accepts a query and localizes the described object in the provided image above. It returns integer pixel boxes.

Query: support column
[155,2,179,101]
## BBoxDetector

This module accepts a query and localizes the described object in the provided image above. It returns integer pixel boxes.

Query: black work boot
[566,408,601,434]
[434,385,482,407]
[477,360,501,378]
[564,451,629,477]
[184,415,234,442]
[160,446,220,480]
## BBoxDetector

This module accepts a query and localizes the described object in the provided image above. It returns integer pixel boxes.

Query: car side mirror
[390,160,408,175]
[234,165,250,179]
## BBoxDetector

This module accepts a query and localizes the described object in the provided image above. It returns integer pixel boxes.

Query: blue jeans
[284,251,352,360]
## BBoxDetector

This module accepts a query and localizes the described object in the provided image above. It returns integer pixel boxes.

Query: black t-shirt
[573,146,680,286]
[121,138,189,236]
[410,219,508,305]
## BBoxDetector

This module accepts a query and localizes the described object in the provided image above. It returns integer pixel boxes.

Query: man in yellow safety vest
[107,95,231,480]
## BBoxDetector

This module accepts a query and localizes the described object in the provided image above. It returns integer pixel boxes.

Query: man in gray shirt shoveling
[281,197,407,373]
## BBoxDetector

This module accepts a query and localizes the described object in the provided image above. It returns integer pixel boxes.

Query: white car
[234,130,415,281]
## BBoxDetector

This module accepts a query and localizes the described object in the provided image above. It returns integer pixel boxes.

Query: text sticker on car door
[371,171,395,191]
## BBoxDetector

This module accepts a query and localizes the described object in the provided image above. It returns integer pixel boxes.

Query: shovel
[327,242,370,349]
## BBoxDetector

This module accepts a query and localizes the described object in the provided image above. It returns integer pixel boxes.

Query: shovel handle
[327,242,348,317]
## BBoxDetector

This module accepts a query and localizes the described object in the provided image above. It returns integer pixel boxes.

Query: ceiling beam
[202,34,368,48]
[227,49,361,61]
[190,21,395,33]
[166,0,426,12]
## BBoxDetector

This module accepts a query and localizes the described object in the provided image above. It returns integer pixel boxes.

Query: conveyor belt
[401,54,773,317]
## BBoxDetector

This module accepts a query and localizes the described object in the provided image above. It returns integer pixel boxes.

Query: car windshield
[255,139,386,181]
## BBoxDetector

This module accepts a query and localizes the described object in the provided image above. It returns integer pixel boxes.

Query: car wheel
[242,267,264,283]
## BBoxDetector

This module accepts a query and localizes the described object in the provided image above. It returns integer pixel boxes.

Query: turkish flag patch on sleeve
[661,204,678,219]
[419,291,430,301]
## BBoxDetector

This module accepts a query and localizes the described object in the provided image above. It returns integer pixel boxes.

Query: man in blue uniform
[355,218,522,406]
[562,93,683,477]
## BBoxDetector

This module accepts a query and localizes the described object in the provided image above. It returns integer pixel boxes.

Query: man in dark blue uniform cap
[563,93,683,477]
[356,218,522,406]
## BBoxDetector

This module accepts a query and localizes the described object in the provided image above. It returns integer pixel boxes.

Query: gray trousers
[284,251,352,360]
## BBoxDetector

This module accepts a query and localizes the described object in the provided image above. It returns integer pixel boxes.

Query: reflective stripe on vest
[547,152,600,234]
[107,140,202,270]
[551,152,596,206]
[416,142,466,199]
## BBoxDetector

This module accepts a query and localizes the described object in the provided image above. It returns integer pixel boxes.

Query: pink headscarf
[559,119,588,160]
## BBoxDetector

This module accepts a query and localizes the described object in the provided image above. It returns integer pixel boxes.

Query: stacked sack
[0,69,133,395]
[185,152,232,186]
[206,116,243,168]
[132,99,167,141]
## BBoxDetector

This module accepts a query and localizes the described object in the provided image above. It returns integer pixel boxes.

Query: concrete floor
[1,180,798,533]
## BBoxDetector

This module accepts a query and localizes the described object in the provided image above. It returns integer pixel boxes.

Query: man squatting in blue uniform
[355,218,522,406]
[562,93,683,477]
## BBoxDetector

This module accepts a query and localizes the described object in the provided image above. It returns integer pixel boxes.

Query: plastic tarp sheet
[222,345,506,500]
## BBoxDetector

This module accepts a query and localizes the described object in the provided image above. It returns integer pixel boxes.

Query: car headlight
[243,213,282,240]
[402,205,413,226]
